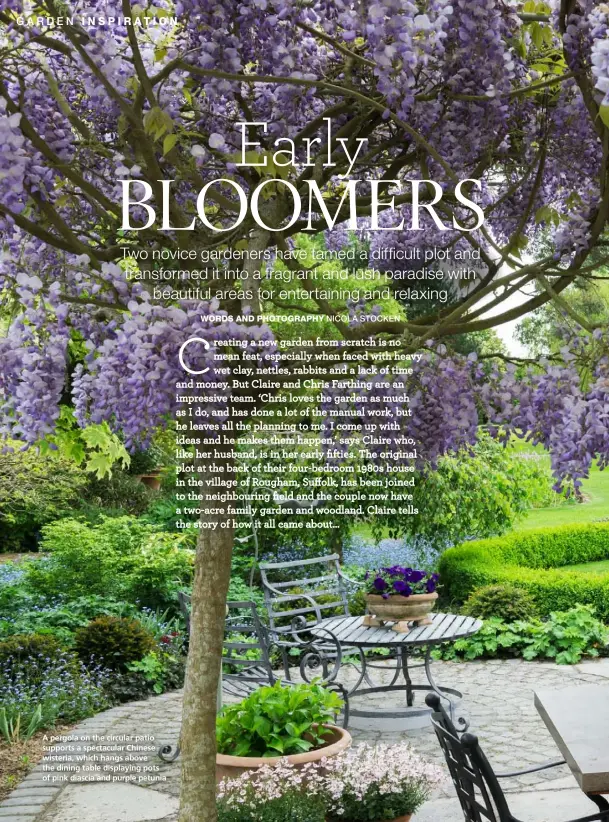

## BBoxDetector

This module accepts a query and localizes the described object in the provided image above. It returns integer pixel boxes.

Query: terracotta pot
[216,724,351,782]
[136,470,162,491]
[364,592,438,633]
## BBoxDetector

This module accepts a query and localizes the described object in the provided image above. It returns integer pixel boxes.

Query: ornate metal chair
[158,597,349,762]
[259,553,359,632]
[425,693,609,822]
[259,553,368,678]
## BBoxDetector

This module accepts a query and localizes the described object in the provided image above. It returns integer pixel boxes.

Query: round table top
[310,613,482,647]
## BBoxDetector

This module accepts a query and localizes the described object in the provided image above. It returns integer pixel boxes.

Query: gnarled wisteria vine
[0,0,609,491]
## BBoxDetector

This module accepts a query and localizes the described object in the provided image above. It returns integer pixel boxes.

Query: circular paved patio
[2,657,609,822]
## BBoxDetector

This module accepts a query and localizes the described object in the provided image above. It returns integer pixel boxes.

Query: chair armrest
[262,579,289,598]
[269,624,344,685]
[337,567,364,588]
[496,758,566,778]
[263,586,323,624]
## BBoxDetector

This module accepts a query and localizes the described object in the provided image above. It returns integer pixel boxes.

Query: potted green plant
[217,760,327,821]
[363,567,439,633]
[215,681,351,780]
[324,743,443,822]
[128,445,165,491]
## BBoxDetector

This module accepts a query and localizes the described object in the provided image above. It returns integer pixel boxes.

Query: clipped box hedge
[439,522,609,619]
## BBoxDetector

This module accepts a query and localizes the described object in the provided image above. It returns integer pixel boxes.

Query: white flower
[209,133,225,150]
[414,14,432,30]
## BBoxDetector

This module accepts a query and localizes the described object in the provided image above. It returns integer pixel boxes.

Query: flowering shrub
[216,682,344,758]
[0,646,109,738]
[324,743,444,821]
[216,745,442,822]
[365,567,439,599]
[344,535,445,573]
[217,761,327,822]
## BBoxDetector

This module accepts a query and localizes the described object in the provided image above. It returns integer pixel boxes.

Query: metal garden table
[311,612,481,723]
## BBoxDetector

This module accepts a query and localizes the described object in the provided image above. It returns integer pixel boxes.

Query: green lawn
[352,447,609,541]
[563,559,609,574]
[515,464,609,531]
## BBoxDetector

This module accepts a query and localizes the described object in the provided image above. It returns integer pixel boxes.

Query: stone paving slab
[1,657,608,821]
[412,783,600,822]
[40,784,178,822]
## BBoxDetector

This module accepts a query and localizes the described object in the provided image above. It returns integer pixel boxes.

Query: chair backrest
[259,554,350,631]
[425,693,516,822]
[222,600,276,695]
[176,594,275,696]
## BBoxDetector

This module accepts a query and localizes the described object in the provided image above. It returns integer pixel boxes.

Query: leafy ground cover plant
[523,604,609,664]
[436,604,609,665]
[128,650,186,695]
[216,682,344,758]
[0,595,136,644]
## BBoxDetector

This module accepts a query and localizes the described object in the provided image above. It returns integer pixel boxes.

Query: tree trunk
[179,447,234,822]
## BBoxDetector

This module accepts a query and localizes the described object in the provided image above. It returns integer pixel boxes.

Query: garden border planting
[439,522,609,618]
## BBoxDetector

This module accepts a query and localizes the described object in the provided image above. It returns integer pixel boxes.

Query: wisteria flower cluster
[364,566,439,599]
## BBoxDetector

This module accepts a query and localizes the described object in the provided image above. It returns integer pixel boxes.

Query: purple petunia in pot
[363,568,440,633]
[365,567,439,600]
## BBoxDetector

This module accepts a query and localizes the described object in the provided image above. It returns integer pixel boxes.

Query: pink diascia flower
[217,743,444,811]
[323,743,445,810]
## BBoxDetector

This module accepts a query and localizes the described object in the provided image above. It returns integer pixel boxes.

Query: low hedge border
[439,522,609,619]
